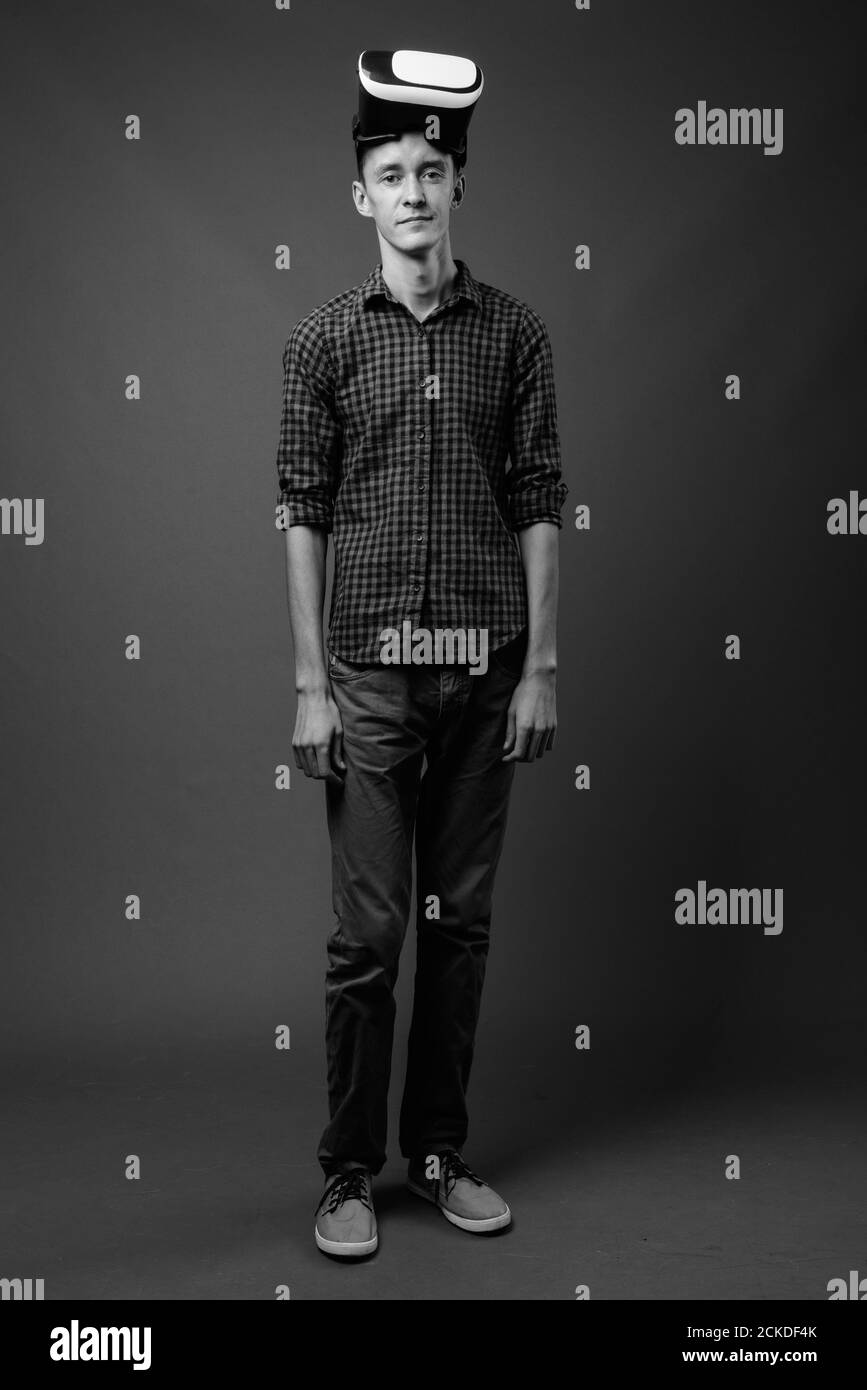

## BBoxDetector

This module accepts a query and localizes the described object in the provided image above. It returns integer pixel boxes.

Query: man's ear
[450,173,466,208]
[352,178,374,217]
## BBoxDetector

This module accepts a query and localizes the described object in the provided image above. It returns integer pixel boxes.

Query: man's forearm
[516,521,559,676]
[284,525,329,692]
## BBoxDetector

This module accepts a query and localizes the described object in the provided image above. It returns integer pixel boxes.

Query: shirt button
[415,533,424,542]
[418,431,425,440]
[418,483,426,491]
[412,583,421,592]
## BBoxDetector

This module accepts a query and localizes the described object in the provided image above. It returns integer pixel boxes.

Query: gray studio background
[1,0,864,1300]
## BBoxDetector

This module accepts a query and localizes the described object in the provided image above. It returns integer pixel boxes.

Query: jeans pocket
[328,652,375,683]
[490,629,527,680]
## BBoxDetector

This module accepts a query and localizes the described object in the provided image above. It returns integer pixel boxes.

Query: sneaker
[314,1168,378,1257]
[407,1149,511,1232]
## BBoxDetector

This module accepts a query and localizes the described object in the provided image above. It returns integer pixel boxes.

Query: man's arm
[276,314,345,782]
[502,521,559,762]
[284,525,345,784]
[501,305,568,763]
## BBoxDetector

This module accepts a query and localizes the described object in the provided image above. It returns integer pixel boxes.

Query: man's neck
[378,241,459,323]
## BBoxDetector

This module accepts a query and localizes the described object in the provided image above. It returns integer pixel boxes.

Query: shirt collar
[359,258,482,314]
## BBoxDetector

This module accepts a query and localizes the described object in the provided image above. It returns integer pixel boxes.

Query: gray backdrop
[1,0,864,1301]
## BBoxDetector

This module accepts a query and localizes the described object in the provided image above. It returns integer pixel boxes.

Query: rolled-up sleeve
[276,312,342,531]
[505,305,568,531]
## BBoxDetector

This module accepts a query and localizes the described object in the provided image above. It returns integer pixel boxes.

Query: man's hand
[292,685,347,784]
[502,669,557,762]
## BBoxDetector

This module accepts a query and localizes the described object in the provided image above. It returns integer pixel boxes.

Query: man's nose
[403,176,426,204]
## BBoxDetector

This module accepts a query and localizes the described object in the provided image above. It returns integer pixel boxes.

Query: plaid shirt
[276,258,568,663]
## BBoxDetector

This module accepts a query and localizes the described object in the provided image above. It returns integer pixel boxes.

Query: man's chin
[385,225,442,255]
[397,223,436,239]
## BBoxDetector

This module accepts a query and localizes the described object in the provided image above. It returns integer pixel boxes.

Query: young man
[276,49,568,1258]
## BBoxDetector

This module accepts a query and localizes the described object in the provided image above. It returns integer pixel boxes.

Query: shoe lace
[317,1169,372,1216]
[440,1150,484,1198]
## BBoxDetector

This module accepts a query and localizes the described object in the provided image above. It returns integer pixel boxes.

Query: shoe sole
[314,1224,378,1258]
[406,1178,512,1232]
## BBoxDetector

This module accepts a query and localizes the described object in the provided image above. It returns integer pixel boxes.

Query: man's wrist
[522,636,555,681]
[296,671,331,695]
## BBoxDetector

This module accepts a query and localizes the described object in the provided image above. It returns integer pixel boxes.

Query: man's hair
[355,140,465,186]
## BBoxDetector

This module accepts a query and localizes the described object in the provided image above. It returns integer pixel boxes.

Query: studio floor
[1,1054,862,1301]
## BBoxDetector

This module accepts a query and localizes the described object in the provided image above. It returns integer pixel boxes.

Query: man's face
[352,131,463,253]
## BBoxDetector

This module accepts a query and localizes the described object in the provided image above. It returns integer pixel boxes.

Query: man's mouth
[400,216,432,224]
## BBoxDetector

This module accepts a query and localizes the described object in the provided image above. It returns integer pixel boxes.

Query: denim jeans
[318,629,528,1176]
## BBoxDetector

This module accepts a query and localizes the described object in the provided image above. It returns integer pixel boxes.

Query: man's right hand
[292,686,347,784]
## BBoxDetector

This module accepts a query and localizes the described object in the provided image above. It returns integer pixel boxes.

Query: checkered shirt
[276,258,568,662]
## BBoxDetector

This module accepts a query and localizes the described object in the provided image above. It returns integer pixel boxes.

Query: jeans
[318,628,528,1176]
